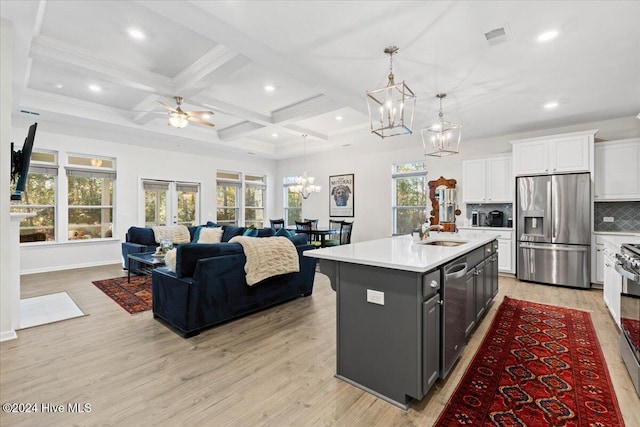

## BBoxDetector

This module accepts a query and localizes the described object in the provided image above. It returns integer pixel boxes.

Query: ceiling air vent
[484,25,510,46]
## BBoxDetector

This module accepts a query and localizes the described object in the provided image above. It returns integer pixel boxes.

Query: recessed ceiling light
[272,133,278,138]
[88,84,102,93]
[543,101,559,110]
[264,85,275,92]
[53,83,64,89]
[335,116,343,121]
[537,30,559,42]
[127,28,146,40]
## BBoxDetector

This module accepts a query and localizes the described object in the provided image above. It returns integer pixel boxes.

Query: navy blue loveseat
[151,233,316,337]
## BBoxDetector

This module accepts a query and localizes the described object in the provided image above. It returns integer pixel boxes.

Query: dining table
[288,227,341,247]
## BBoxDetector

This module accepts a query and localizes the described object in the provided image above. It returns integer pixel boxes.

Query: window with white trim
[10,150,58,242]
[67,155,115,240]
[245,174,266,228]
[392,161,428,235]
[216,171,241,226]
[283,176,302,226]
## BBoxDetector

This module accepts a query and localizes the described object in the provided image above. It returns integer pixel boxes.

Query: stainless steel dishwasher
[441,256,468,379]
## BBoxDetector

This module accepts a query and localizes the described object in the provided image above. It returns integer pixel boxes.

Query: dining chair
[269,218,285,231]
[325,220,344,247]
[295,220,315,245]
[340,221,353,245]
[303,218,319,229]
[303,218,319,245]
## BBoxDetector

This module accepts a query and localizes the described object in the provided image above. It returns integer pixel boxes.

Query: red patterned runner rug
[435,296,625,426]
[92,276,152,314]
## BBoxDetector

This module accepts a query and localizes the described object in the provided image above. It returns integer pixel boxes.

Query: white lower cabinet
[457,227,513,273]
[603,251,622,328]
[498,239,511,272]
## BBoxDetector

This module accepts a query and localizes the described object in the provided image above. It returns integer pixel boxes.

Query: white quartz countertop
[303,231,501,273]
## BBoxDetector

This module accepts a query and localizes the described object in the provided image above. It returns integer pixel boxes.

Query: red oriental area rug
[435,296,625,427]
[92,276,152,314]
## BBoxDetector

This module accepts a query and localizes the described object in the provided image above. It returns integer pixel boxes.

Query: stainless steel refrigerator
[516,173,591,288]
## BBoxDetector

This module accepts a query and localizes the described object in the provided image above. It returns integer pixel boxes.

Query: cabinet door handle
[430,280,438,288]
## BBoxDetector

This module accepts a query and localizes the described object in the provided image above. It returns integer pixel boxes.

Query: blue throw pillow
[222,226,246,242]
[257,227,275,238]
[243,227,259,237]
[206,221,218,227]
[275,227,294,238]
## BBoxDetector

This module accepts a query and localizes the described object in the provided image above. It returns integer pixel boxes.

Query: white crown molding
[272,94,341,125]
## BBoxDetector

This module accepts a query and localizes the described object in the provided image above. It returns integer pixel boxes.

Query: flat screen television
[10,122,38,201]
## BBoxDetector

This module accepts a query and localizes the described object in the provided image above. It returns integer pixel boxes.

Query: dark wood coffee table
[127,252,166,283]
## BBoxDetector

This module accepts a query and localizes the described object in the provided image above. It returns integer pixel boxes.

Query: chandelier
[290,134,321,199]
[366,46,416,138]
[421,93,462,157]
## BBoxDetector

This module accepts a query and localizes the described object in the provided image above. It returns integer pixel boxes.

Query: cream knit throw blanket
[152,225,191,244]
[229,236,300,286]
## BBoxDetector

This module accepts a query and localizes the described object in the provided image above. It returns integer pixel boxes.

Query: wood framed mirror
[427,176,460,231]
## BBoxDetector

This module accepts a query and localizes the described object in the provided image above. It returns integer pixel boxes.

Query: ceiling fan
[158,96,215,129]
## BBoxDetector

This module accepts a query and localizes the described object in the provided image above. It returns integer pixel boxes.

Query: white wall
[13,118,278,273]
[276,116,640,243]
[1,18,16,340]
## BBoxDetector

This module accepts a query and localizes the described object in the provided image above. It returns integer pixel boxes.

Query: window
[144,181,168,226]
[10,150,58,242]
[67,155,116,239]
[392,161,428,235]
[176,183,199,226]
[283,176,302,226]
[245,174,266,228]
[216,171,241,226]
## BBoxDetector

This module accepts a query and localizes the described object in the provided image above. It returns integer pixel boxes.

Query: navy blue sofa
[151,233,316,337]
[122,224,273,273]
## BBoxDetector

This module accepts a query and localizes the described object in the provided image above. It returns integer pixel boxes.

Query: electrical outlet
[603,217,614,223]
[366,289,385,305]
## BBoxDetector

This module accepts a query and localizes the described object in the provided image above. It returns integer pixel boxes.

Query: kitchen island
[304,231,500,409]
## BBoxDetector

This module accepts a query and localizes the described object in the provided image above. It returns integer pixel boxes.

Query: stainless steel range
[618,243,640,397]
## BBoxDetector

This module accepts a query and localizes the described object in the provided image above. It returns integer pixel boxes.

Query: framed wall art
[329,174,354,217]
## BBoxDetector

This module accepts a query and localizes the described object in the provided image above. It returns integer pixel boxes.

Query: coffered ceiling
[2,1,639,159]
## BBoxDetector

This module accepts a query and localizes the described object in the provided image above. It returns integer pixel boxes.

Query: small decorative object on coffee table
[154,238,174,257]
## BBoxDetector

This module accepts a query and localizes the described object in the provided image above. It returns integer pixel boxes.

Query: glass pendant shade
[366,46,416,138]
[169,111,189,128]
[422,93,462,157]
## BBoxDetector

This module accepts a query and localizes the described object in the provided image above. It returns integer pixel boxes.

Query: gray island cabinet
[304,232,499,410]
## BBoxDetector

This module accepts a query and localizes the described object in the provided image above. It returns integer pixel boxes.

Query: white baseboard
[21,259,122,275]
[0,330,18,342]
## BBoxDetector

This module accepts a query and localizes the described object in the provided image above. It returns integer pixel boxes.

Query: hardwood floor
[1,266,638,426]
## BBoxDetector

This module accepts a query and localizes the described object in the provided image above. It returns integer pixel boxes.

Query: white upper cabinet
[594,138,640,201]
[511,130,597,176]
[462,155,512,203]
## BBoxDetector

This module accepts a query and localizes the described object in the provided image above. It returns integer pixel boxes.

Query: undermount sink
[423,240,467,247]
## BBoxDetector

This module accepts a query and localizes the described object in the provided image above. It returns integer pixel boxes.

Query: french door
[142,179,200,227]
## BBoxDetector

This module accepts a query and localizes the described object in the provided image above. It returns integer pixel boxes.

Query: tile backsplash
[465,203,513,227]
[594,201,640,232]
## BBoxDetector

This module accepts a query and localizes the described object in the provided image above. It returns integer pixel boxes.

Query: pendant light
[421,93,462,157]
[366,46,416,138]
[290,134,321,199]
